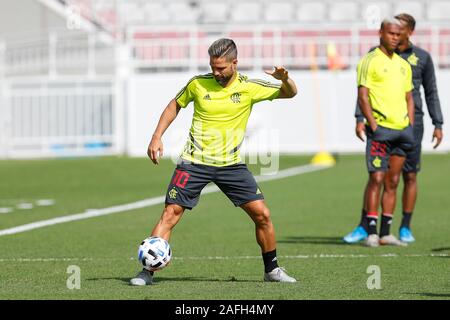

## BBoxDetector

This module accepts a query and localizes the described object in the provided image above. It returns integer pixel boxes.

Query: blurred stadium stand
[0,0,449,158]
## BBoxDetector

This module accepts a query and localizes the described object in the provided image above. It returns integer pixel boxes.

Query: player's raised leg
[130,204,185,286]
[241,200,296,283]
[151,204,186,241]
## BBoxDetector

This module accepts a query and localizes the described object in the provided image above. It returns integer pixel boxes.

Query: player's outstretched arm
[264,66,297,98]
[148,99,181,165]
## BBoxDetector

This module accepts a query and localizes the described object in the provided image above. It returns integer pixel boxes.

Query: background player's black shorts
[365,124,415,172]
[392,122,424,173]
[165,161,264,210]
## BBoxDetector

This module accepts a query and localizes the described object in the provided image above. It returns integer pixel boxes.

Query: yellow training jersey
[175,72,281,166]
[357,47,413,130]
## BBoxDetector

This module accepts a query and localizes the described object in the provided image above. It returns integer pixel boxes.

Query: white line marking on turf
[0,163,332,237]
[16,203,33,210]
[0,253,447,263]
[36,199,55,206]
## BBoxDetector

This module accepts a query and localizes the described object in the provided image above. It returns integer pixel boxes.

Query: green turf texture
[0,154,449,299]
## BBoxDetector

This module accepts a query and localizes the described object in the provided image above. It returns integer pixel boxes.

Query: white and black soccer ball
[138,236,172,271]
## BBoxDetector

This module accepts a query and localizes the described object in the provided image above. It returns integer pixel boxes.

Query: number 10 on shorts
[172,170,190,188]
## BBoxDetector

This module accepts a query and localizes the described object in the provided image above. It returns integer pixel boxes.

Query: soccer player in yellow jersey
[356,18,415,247]
[130,38,298,285]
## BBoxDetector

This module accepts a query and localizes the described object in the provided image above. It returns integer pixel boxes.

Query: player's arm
[264,66,297,98]
[148,99,181,165]
[406,91,414,126]
[355,101,366,141]
[422,54,444,148]
[357,86,377,132]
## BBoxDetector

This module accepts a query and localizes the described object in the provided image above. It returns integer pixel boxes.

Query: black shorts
[165,161,264,210]
[365,125,415,172]
[392,122,424,173]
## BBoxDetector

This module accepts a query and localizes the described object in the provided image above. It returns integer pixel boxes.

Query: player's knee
[369,173,384,187]
[161,205,183,226]
[385,175,401,190]
[403,172,417,186]
[254,207,272,227]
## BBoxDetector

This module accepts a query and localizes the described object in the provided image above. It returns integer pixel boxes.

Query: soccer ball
[138,236,172,271]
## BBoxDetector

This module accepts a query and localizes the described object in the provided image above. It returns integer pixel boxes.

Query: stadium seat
[393,1,423,21]
[264,2,294,22]
[120,2,145,25]
[360,1,392,26]
[427,1,450,21]
[168,2,200,23]
[439,29,450,68]
[231,2,261,23]
[201,2,229,23]
[144,2,170,23]
[412,29,433,53]
[296,2,326,22]
[329,1,359,22]
[228,31,255,68]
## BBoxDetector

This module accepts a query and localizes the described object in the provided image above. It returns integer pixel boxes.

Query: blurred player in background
[349,18,415,247]
[130,38,298,285]
[344,14,444,245]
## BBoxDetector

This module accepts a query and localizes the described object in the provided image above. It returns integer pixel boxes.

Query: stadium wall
[126,70,450,158]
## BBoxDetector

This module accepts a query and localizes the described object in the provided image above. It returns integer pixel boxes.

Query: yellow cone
[310,151,336,166]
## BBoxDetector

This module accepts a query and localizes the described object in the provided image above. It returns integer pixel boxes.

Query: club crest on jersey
[407,53,419,66]
[168,187,178,199]
[230,92,241,103]
[203,93,211,100]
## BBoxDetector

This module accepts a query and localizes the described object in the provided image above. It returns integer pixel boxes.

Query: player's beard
[215,74,232,87]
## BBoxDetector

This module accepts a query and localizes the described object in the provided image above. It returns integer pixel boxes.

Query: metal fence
[128,25,450,71]
[0,79,117,158]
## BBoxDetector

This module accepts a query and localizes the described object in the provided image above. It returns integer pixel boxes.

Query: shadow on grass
[431,247,450,252]
[278,236,347,246]
[86,276,258,284]
[405,292,450,298]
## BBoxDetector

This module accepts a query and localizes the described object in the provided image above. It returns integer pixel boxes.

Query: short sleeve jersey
[357,47,413,130]
[175,73,281,166]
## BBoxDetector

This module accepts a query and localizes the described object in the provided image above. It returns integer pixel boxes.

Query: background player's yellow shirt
[175,73,280,166]
[357,47,413,130]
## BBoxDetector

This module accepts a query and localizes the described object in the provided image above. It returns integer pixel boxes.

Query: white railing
[0,78,119,158]
[128,25,450,71]
[1,31,115,77]
[1,25,450,78]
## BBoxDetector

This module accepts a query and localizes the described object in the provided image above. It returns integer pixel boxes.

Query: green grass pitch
[0,154,449,299]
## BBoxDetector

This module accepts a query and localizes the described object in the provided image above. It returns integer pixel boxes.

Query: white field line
[0,253,448,263]
[0,163,331,237]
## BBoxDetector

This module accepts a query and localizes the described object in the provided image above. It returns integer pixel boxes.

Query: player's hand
[148,136,164,165]
[264,66,289,81]
[355,122,366,142]
[432,128,443,149]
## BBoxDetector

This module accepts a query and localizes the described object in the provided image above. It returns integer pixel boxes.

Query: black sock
[143,269,154,276]
[400,212,412,229]
[359,209,368,231]
[379,214,393,237]
[367,212,378,235]
[262,249,279,273]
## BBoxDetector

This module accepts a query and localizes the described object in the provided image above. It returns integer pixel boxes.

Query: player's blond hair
[380,17,402,30]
